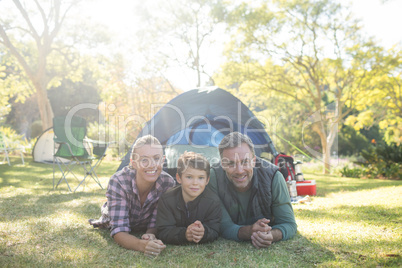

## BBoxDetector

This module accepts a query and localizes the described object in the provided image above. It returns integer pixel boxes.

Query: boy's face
[176,167,209,203]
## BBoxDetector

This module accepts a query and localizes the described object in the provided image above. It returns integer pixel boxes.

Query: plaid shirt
[106,166,175,237]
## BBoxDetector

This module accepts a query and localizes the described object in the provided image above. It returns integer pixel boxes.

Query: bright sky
[85,0,402,90]
[342,0,402,48]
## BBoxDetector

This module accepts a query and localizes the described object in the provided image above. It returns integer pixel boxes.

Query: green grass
[0,156,401,267]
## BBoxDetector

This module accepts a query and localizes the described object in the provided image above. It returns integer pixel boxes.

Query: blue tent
[117,87,279,173]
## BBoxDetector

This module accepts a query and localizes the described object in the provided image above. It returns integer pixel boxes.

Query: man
[209,132,297,248]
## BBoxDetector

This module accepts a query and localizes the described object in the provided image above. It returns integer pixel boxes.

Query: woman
[90,135,175,257]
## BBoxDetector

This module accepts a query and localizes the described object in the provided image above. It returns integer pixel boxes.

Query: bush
[360,143,402,180]
[30,120,43,139]
[0,126,34,155]
[340,166,363,178]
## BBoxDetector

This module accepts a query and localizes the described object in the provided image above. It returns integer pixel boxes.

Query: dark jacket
[156,186,221,244]
[212,157,279,224]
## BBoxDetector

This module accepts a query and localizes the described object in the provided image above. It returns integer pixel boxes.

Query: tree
[94,54,180,156]
[0,0,80,130]
[216,0,400,173]
[344,48,402,145]
[135,0,225,88]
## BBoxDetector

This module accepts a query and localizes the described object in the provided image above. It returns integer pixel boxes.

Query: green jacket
[156,186,221,244]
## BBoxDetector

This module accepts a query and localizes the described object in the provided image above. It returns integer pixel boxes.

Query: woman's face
[130,144,164,184]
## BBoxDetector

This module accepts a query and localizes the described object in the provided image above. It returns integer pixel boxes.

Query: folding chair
[0,132,25,166]
[52,116,113,192]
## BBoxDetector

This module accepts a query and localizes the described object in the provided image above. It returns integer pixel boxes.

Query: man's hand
[238,218,282,245]
[251,230,273,249]
[251,228,283,249]
[251,218,270,234]
[143,239,166,258]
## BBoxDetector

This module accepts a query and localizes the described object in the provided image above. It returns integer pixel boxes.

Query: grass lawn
[0,156,401,267]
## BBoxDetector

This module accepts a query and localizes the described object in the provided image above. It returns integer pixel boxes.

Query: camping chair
[52,116,113,192]
[0,132,25,166]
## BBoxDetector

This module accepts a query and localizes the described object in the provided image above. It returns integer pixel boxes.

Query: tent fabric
[32,128,69,163]
[32,127,90,164]
[164,145,220,169]
[117,87,278,171]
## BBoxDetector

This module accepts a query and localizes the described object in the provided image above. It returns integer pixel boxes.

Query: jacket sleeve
[156,195,188,244]
[271,172,297,240]
[199,195,221,244]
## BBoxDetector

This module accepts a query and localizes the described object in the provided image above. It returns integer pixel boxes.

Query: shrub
[340,166,363,178]
[360,143,402,180]
[30,120,43,139]
[0,126,34,155]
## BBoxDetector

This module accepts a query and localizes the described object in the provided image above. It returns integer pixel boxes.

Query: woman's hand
[143,239,166,258]
[141,233,156,240]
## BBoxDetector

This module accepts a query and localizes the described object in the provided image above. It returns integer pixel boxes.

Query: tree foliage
[135,0,225,88]
[0,0,84,130]
[215,0,401,173]
[92,54,180,156]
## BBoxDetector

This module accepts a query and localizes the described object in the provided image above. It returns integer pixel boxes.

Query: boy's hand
[143,239,166,258]
[185,225,194,242]
[190,220,205,243]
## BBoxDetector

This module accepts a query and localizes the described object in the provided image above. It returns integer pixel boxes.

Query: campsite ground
[0,156,401,267]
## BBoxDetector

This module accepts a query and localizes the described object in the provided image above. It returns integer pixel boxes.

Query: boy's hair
[218,132,255,158]
[177,151,210,178]
[131,135,162,159]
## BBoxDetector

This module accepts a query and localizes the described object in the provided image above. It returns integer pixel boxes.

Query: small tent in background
[117,87,280,175]
[32,128,68,163]
[33,127,93,164]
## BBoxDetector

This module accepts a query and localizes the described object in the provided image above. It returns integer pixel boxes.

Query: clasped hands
[250,218,274,249]
[141,233,166,258]
[185,220,204,243]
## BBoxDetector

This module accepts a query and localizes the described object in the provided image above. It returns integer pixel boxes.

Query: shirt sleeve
[208,169,243,241]
[271,172,297,240]
[106,174,131,237]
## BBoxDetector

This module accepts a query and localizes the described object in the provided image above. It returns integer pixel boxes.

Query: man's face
[131,144,164,184]
[221,142,256,192]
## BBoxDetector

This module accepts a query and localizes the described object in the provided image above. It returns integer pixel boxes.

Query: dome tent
[117,87,280,175]
[32,128,69,163]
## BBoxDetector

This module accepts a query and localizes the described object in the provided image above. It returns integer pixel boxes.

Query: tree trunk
[322,141,331,174]
[310,115,331,174]
[34,82,54,131]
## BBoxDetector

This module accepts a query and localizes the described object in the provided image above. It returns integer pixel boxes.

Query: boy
[156,151,221,244]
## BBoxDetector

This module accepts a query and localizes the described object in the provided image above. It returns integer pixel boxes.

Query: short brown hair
[218,132,255,158]
[131,135,162,159]
[177,151,210,178]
